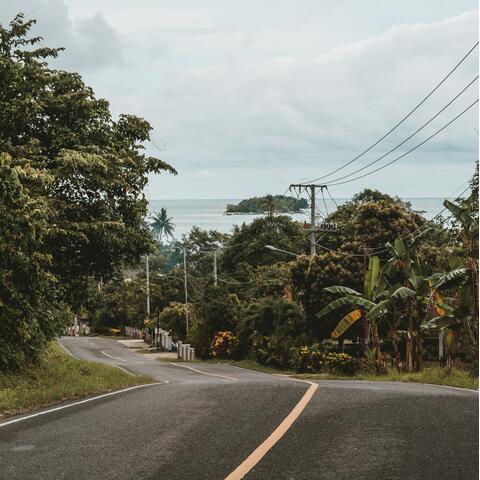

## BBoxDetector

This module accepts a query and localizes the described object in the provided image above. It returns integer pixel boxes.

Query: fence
[124,326,195,362]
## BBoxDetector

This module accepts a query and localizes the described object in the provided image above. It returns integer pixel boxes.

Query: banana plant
[442,196,479,368]
[316,256,394,371]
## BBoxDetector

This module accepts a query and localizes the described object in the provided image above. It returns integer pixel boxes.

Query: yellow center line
[224,379,318,480]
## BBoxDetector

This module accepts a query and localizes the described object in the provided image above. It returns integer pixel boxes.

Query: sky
[0,1,478,199]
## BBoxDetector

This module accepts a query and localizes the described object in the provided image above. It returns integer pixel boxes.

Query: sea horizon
[147,197,454,238]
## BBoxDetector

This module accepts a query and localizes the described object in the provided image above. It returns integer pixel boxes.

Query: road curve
[0,337,477,480]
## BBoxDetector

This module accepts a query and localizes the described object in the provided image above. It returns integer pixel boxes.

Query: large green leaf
[431,268,468,290]
[367,299,391,321]
[443,199,472,228]
[324,285,362,296]
[331,309,362,339]
[390,286,416,300]
[364,256,380,298]
[316,296,361,318]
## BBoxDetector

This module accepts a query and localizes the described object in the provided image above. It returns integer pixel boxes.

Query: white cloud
[0,1,478,198]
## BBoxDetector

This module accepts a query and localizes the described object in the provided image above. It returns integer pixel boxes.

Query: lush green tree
[0,154,69,370]
[221,216,308,273]
[291,252,363,342]
[0,14,176,308]
[236,298,307,367]
[325,189,424,257]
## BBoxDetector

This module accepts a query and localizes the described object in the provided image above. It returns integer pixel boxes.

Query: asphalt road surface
[0,337,477,480]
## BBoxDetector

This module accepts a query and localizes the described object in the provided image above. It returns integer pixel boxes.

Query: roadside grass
[0,342,153,419]
[158,356,477,390]
[295,366,479,390]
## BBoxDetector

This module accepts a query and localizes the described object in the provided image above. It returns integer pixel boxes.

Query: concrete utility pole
[146,255,150,317]
[213,250,218,287]
[289,183,327,256]
[183,248,189,332]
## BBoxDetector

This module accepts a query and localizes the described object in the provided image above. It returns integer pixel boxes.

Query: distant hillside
[226,195,308,214]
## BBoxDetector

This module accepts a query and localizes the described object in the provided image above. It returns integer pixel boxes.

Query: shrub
[211,331,239,359]
[324,352,358,375]
[289,345,324,373]
[254,336,296,369]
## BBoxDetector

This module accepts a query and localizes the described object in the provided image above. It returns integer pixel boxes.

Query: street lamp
[265,245,299,257]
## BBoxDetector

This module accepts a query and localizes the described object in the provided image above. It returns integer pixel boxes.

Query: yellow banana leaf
[331,309,362,339]
[435,292,445,316]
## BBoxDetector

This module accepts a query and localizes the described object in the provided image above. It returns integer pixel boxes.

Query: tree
[425,195,479,370]
[0,13,176,369]
[316,256,393,372]
[221,216,308,273]
[0,154,69,370]
[325,189,425,260]
[150,208,175,242]
[0,14,177,308]
[290,251,363,342]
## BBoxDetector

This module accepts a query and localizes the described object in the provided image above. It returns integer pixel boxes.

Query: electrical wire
[326,99,479,186]
[305,41,479,183]
[323,76,479,185]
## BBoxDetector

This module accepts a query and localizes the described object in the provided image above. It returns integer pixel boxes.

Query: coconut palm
[150,208,175,242]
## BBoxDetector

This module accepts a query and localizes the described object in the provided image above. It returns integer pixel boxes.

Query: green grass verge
[295,366,479,390]
[0,342,153,419]
[165,357,478,390]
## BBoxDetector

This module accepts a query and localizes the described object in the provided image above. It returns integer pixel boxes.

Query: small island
[226,195,308,214]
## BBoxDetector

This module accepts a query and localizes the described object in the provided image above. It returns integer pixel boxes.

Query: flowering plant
[211,331,238,359]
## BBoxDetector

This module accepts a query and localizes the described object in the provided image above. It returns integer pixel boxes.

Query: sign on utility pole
[289,183,328,256]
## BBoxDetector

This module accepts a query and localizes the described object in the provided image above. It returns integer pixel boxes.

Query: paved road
[0,337,477,480]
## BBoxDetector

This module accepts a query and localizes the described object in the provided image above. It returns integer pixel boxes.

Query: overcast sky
[1,1,478,199]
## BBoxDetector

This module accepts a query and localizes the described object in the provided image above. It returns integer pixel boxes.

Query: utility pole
[146,255,150,317]
[362,241,369,351]
[289,183,327,256]
[213,250,218,287]
[183,248,189,333]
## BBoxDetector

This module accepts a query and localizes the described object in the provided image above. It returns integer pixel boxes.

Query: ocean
[148,198,449,239]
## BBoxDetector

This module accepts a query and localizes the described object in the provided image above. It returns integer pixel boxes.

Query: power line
[323,76,478,185]
[326,99,479,186]
[305,41,479,183]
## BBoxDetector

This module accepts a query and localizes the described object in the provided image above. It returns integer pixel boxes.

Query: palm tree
[150,208,175,242]
[263,195,276,217]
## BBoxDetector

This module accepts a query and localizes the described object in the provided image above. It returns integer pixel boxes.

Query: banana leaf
[390,286,416,300]
[331,309,362,339]
[316,295,375,318]
[324,285,362,296]
[364,256,380,298]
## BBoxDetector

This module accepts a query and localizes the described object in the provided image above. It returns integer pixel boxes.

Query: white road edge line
[100,350,127,362]
[170,363,239,381]
[58,342,73,357]
[224,379,318,480]
[0,383,161,428]
[113,365,136,377]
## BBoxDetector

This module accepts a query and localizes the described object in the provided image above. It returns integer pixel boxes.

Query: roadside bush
[254,335,297,369]
[289,345,323,373]
[324,352,358,375]
[211,331,239,359]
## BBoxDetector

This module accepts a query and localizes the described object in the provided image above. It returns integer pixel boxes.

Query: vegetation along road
[0,337,477,480]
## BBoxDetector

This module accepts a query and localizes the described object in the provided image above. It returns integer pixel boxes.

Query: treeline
[226,195,308,214]
[0,14,176,371]
[90,184,479,375]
